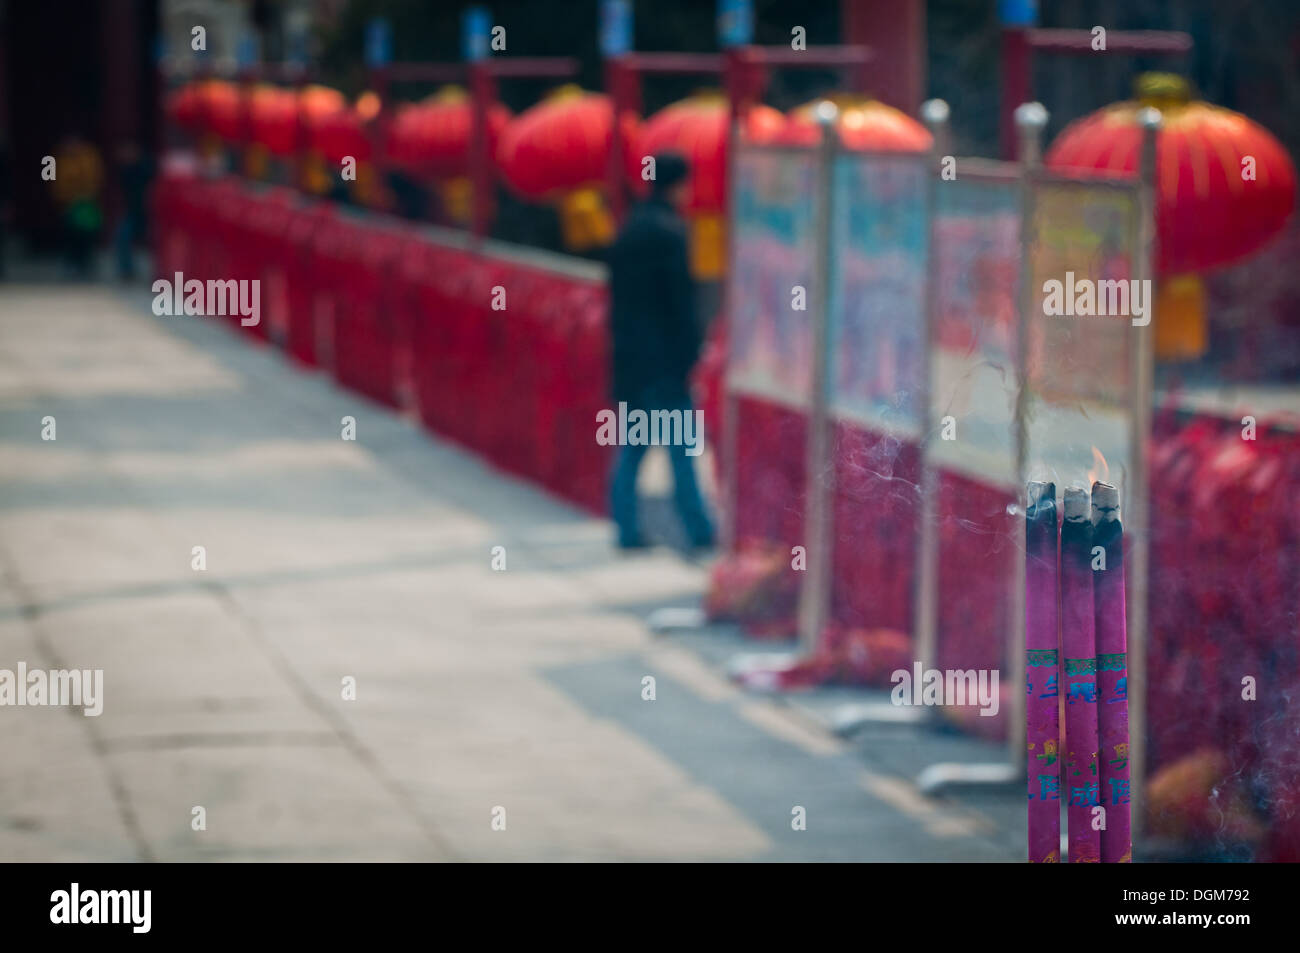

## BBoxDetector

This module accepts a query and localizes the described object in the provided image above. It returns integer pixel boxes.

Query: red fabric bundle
[730,625,913,691]
[704,537,800,637]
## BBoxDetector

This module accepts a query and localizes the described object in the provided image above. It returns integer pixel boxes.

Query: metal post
[795,103,838,655]
[913,98,949,680]
[916,101,1047,795]
[719,41,757,556]
[1008,100,1048,776]
[1128,106,1161,845]
[719,116,743,554]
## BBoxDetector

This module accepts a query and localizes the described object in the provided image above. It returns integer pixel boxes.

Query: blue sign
[600,0,632,58]
[236,31,260,69]
[717,0,753,48]
[286,25,310,69]
[998,0,1038,26]
[365,18,392,68]
[462,6,491,62]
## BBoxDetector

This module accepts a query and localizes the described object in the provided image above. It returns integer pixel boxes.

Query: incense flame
[1087,446,1110,487]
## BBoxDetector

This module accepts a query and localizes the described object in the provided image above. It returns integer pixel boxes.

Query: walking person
[606,152,714,552]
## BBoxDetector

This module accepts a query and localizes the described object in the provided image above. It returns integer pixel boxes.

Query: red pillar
[469,64,497,241]
[1000,27,1032,160]
[605,58,640,224]
[841,0,925,115]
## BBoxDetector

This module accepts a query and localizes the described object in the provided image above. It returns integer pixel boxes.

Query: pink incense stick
[1026,481,1061,862]
[1061,486,1100,863]
[1092,481,1131,862]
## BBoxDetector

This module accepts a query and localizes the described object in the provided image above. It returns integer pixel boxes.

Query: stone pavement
[0,282,1020,862]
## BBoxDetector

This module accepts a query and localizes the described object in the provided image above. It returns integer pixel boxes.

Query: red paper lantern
[1046,74,1296,277]
[1045,73,1297,360]
[497,86,640,248]
[246,84,346,160]
[311,109,364,163]
[629,93,784,213]
[498,86,638,198]
[304,92,386,207]
[387,86,511,180]
[166,82,207,133]
[249,85,298,157]
[199,80,244,143]
[297,85,347,130]
[293,86,348,196]
[779,95,932,151]
[311,93,377,164]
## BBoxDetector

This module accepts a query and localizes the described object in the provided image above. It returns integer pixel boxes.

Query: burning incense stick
[1061,486,1100,863]
[1092,481,1131,863]
[1026,481,1061,863]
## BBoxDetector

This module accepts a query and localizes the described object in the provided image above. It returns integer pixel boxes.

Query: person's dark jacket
[607,194,700,407]
[119,154,154,225]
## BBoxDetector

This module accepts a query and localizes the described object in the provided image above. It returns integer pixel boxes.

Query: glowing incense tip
[1091,481,1120,524]
[1063,485,1090,523]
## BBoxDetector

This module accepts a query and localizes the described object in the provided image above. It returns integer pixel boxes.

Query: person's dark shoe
[686,528,715,552]
[616,536,651,552]
[684,541,715,561]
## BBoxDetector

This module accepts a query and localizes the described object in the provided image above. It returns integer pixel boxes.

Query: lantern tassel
[438,177,474,226]
[558,188,615,251]
[1155,274,1208,362]
[690,213,727,280]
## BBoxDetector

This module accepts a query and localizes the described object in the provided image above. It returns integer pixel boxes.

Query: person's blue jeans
[609,385,714,548]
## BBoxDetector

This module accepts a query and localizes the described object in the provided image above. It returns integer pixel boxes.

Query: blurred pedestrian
[606,151,714,552]
[52,131,104,279]
[113,141,153,281]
